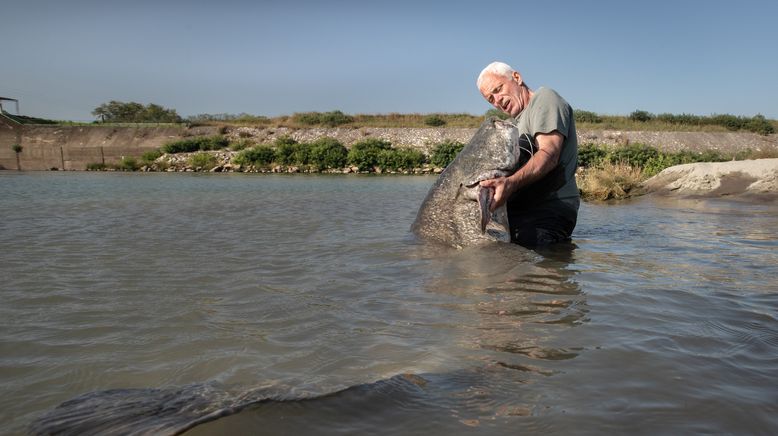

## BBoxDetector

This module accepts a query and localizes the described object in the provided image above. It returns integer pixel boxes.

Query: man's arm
[479,131,564,212]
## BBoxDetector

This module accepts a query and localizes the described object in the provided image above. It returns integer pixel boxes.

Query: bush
[424,115,446,127]
[743,114,775,135]
[709,114,743,131]
[577,143,608,168]
[310,137,348,170]
[484,109,511,120]
[86,162,106,171]
[233,145,275,167]
[188,152,218,170]
[162,136,229,153]
[291,142,313,166]
[229,139,252,151]
[117,156,140,171]
[430,140,465,168]
[292,111,354,127]
[378,148,427,171]
[141,149,162,163]
[629,110,653,122]
[606,143,660,168]
[348,138,392,171]
[574,110,602,124]
[320,110,354,127]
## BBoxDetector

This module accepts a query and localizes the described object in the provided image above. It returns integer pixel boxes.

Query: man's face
[479,71,524,118]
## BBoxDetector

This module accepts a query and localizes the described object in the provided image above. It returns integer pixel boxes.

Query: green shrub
[229,139,252,151]
[629,110,653,122]
[162,136,229,153]
[292,111,353,127]
[743,114,775,135]
[291,142,313,166]
[117,156,140,171]
[574,110,602,124]
[347,138,392,171]
[141,149,162,163]
[606,143,660,168]
[577,143,608,168]
[484,108,511,120]
[188,152,218,169]
[424,115,446,127]
[86,162,106,171]
[709,114,743,131]
[378,148,426,171]
[233,145,275,167]
[310,137,348,170]
[430,140,465,168]
[319,110,354,127]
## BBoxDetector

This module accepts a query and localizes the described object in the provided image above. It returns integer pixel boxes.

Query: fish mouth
[478,185,494,233]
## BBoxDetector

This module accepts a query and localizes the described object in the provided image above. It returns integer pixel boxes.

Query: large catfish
[412,117,534,248]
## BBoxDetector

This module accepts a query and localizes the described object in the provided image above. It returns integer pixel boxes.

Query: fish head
[458,117,522,201]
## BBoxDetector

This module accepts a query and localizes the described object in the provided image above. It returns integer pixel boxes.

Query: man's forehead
[481,73,505,92]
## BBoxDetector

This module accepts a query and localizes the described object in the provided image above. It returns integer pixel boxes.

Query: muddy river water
[1,172,776,434]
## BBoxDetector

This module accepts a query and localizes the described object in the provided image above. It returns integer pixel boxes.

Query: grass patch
[578,162,644,201]
[188,152,218,170]
[162,136,229,154]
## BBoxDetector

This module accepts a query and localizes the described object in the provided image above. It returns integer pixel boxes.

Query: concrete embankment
[2,114,778,171]
[0,115,219,170]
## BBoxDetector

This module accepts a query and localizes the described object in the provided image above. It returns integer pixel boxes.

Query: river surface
[1,172,777,435]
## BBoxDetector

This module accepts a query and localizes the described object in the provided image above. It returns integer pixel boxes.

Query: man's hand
[479,176,516,212]
[479,131,564,212]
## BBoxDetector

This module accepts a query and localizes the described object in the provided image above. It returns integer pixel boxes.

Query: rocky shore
[133,150,444,175]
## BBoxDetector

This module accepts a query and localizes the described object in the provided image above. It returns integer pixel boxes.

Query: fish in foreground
[412,117,533,248]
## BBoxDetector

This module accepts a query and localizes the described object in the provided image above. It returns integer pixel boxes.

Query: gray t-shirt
[509,87,579,212]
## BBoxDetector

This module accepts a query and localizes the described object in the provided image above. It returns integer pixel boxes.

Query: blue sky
[2,0,777,121]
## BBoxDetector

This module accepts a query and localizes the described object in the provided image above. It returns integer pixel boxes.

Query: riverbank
[2,113,777,171]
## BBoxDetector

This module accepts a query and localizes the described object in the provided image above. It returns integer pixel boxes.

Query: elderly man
[477,61,579,247]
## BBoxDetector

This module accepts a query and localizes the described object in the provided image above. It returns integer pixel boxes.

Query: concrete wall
[0,119,219,170]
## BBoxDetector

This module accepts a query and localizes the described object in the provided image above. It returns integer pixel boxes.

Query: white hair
[476,61,515,89]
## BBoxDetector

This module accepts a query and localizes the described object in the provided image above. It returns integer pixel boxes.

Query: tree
[11,144,22,170]
[91,100,182,123]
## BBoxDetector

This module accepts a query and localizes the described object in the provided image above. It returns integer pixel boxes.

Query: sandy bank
[641,158,778,198]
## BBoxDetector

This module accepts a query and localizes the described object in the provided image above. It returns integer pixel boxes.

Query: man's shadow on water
[31,243,585,436]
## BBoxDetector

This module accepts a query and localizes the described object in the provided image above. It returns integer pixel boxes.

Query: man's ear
[512,71,523,86]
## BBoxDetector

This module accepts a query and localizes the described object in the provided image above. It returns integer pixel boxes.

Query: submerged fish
[411,117,534,248]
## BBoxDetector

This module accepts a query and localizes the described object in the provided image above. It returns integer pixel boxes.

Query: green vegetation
[577,143,735,177]
[484,109,512,120]
[292,110,354,127]
[378,148,426,171]
[424,115,447,126]
[310,138,348,170]
[141,149,162,163]
[86,162,107,171]
[233,145,275,167]
[188,152,218,170]
[576,110,776,135]
[574,110,602,124]
[347,138,393,171]
[92,100,182,123]
[187,113,270,125]
[161,136,229,153]
[117,156,140,171]
[430,139,465,168]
